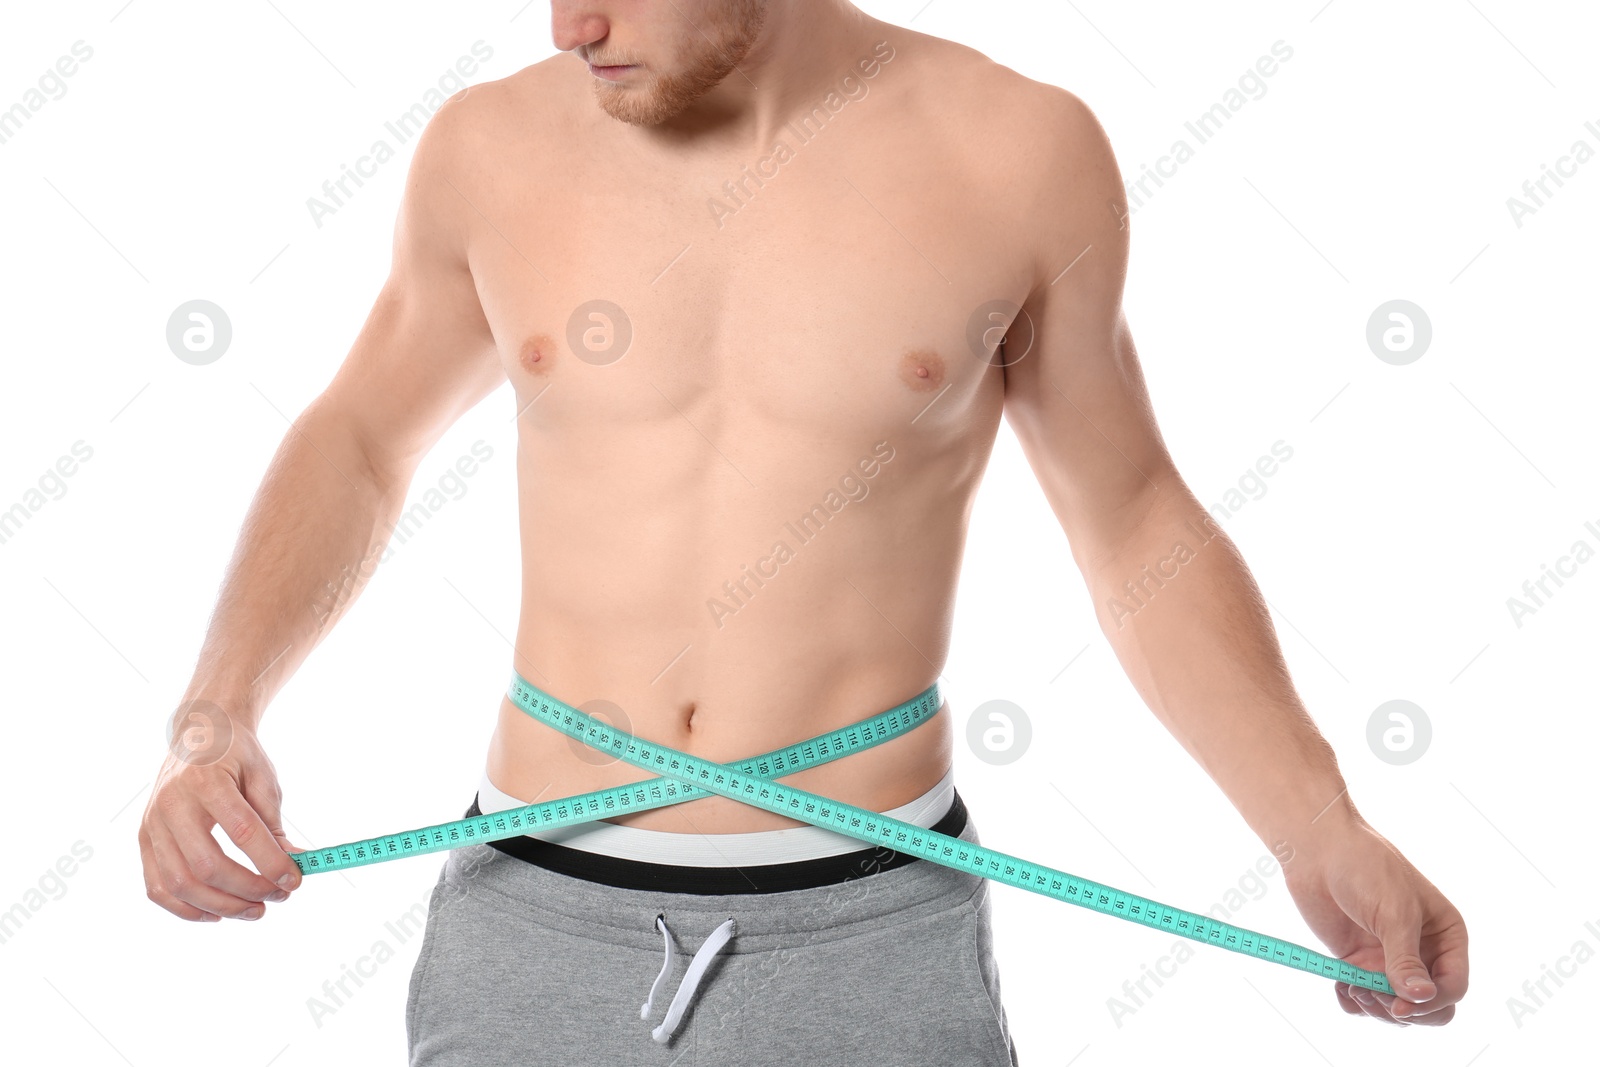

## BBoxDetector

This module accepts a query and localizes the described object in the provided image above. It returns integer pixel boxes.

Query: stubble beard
[592,0,768,126]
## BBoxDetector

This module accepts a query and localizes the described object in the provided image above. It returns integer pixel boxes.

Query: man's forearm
[1085,486,1355,850]
[180,398,405,732]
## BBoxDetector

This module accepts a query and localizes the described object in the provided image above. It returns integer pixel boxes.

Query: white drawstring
[640,914,676,1021]
[641,913,737,1044]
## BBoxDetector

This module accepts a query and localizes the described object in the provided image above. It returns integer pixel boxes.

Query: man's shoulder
[897,30,1101,140]
[400,52,588,212]
[424,52,581,144]
[991,70,1124,247]
[897,32,1123,270]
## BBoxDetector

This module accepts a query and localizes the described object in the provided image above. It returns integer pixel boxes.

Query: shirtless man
[138,2,1469,1062]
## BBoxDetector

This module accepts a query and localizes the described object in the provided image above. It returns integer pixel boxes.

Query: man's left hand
[1281,818,1469,1025]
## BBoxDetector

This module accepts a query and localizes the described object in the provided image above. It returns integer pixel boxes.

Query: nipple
[899,348,946,393]
[519,334,555,375]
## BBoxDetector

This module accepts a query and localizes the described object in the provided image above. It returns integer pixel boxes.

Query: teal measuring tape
[293,673,1394,995]
[291,678,945,872]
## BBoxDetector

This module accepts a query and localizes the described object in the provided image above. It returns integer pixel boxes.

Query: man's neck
[638,0,875,152]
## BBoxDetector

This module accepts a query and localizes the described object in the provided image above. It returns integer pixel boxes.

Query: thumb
[240,771,311,858]
[1377,906,1437,1004]
[273,828,312,856]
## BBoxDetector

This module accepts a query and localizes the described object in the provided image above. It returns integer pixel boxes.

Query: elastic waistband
[436,800,989,954]
[475,762,956,867]
[465,787,967,892]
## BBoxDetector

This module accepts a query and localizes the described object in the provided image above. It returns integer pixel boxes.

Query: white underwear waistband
[475,764,956,867]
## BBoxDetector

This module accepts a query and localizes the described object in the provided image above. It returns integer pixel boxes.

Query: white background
[1,1,1595,1065]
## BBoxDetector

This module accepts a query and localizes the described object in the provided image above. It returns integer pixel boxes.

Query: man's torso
[445,26,1057,832]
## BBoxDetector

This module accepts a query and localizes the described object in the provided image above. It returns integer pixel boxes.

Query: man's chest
[462,130,1036,443]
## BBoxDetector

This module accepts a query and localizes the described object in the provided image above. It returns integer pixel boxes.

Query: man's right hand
[139,706,306,921]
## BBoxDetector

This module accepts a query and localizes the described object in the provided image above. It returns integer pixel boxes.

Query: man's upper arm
[316,89,506,482]
[1002,86,1181,570]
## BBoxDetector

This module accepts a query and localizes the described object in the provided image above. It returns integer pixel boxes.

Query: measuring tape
[294,673,1394,995]
[291,679,944,873]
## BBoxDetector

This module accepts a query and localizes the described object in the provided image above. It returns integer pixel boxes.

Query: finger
[1366,983,1456,1027]
[277,830,310,855]
[139,826,217,922]
[1369,990,1419,1025]
[1340,982,1407,1026]
[1333,984,1364,1017]
[1375,904,1438,1008]
[170,807,286,905]
[1372,988,1457,1027]
[151,819,268,919]
[146,882,222,922]
[1396,979,1458,1018]
[1396,924,1470,1019]
[147,819,230,918]
[1348,987,1409,1026]
[222,773,303,894]
[1392,1003,1455,1027]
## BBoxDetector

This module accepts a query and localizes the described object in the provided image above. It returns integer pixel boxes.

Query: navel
[518,334,556,376]
[899,348,946,393]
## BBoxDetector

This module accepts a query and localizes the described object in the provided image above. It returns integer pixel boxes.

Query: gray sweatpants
[405,806,1019,1065]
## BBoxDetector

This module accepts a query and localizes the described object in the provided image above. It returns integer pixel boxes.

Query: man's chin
[593,84,681,127]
